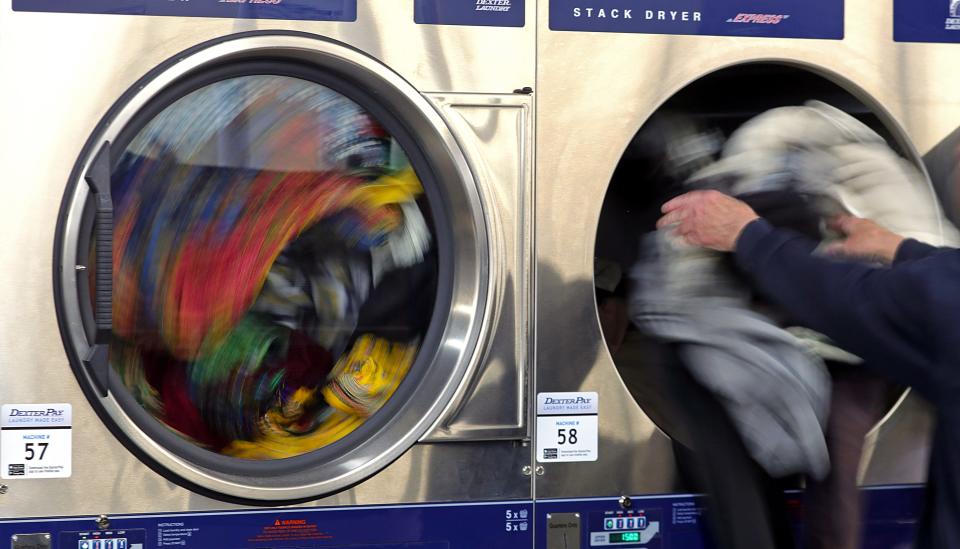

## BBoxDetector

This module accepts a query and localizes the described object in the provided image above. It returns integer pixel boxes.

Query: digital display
[610,532,641,543]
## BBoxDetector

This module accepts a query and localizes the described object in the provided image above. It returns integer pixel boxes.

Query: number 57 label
[536,392,598,462]
[1,403,72,479]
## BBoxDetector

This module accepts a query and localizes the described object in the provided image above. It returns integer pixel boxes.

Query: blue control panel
[0,486,923,549]
[70,530,145,549]
[539,496,708,549]
[537,485,924,548]
[590,509,662,547]
[1,501,533,549]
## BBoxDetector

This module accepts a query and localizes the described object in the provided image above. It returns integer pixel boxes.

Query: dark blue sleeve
[895,238,941,264]
[733,219,935,391]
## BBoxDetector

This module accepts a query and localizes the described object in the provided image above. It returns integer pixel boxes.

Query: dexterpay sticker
[536,392,598,463]
[1,403,72,478]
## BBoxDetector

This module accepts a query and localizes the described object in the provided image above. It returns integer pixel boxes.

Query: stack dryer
[533,0,960,547]
[0,2,535,547]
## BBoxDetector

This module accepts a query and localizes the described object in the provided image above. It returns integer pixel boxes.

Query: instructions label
[536,392,598,463]
[549,0,844,40]
[1,403,72,479]
[415,0,525,27]
[894,0,960,43]
[11,0,356,22]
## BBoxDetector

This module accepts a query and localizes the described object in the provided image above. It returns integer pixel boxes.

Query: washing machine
[0,1,536,547]
[533,1,960,547]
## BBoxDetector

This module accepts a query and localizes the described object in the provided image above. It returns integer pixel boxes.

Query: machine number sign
[536,392,598,463]
[1,403,72,479]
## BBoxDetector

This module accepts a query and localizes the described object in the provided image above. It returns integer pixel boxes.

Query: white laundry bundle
[693,101,960,246]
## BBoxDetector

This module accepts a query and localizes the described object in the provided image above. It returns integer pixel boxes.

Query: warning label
[248,518,332,544]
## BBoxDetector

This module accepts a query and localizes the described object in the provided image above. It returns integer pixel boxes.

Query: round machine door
[597,62,950,479]
[55,33,489,503]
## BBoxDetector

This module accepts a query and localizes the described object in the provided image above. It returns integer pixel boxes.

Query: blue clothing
[735,219,960,549]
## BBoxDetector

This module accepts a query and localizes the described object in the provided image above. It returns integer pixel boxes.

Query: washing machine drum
[54,36,488,503]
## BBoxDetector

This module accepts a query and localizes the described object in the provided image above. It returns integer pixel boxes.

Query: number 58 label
[536,392,598,462]
[1,403,72,479]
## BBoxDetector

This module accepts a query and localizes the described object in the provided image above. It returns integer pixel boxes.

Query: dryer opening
[596,63,942,453]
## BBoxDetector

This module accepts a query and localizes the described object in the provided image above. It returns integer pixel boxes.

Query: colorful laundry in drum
[106,75,435,459]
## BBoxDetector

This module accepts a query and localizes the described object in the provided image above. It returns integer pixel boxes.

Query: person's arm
[734,219,932,387]
[659,190,945,394]
[894,238,941,264]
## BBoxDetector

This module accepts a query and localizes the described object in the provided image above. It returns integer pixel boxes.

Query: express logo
[727,13,790,25]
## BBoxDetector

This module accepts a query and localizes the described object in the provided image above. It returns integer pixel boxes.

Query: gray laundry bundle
[632,231,832,479]
[630,101,959,479]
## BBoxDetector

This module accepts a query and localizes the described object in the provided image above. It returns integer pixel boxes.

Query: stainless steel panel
[534,0,960,498]
[423,93,533,442]
[56,34,492,503]
[0,0,534,517]
[0,439,531,516]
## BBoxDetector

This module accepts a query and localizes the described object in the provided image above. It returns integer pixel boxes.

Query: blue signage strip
[415,0,525,28]
[11,0,356,21]
[894,0,960,43]
[549,0,843,40]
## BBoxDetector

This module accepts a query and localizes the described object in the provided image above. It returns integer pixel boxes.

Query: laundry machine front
[533,0,960,547]
[0,2,535,546]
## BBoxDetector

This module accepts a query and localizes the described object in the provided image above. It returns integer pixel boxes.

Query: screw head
[521,465,532,476]
[619,495,633,509]
[0,484,8,494]
[11,535,18,542]
[96,514,110,529]
[535,465,545,476]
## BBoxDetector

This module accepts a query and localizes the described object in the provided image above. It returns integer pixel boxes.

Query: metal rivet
[11,535,18,542]
[535,465,545,476]
[619,495,633,509]
[96,514,110,529]
[521,465,532,476]
[45,534,51,540]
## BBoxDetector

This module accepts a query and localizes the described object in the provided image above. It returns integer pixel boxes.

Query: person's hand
[823,215,905,264]
[657,190,760,252]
